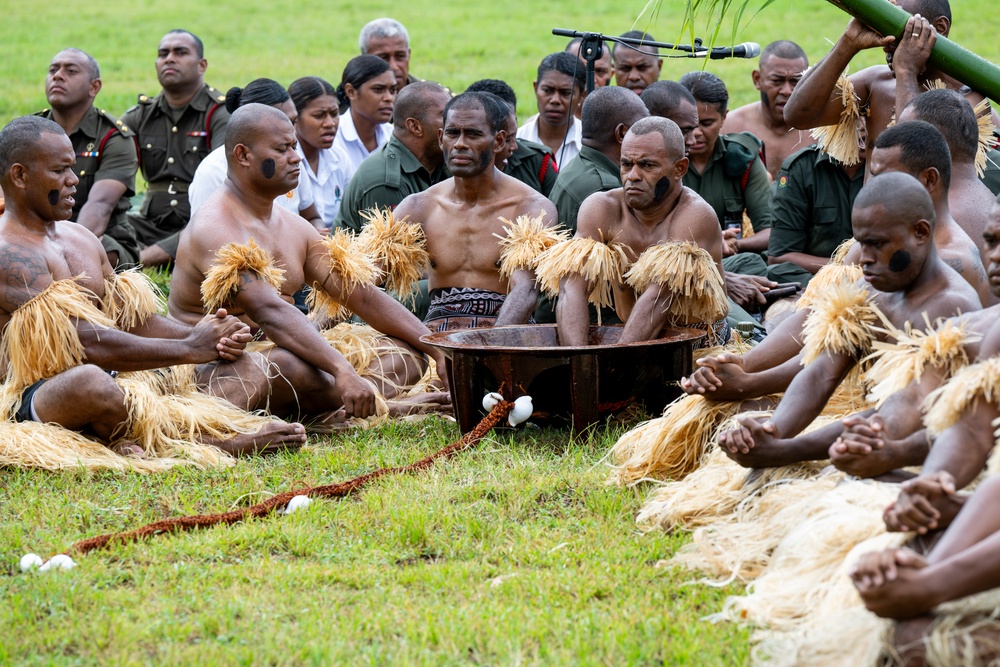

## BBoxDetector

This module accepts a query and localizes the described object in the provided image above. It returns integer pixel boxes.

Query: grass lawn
[2,0,999,664]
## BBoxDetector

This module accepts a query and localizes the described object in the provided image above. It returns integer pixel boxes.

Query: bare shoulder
[852,65,893,98]
[394,187,435,220]
[510,178,557,222]
[930,260,983,318]
[723,103,757,132]
[576,189,625,238]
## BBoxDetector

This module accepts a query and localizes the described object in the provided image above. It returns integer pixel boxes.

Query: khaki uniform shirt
[121,83,229,256]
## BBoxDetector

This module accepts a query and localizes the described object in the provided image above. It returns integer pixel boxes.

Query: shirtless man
[900,89,997,265]
[717,172,980,468]
[829,200,1000,480]
[723,40,810,179]
[556,116,726,346]
[784,0,997,178]
[850,473,1000,665]
[168,104,449,421]
[681,122,989,403]
[392,92,558,332]
[0,115,305,456]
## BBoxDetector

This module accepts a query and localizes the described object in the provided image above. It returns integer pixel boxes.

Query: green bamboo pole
[826,0,1000,104]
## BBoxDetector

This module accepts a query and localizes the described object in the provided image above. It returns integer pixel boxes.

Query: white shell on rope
[482,392,503,411]
[509,395,534,426]
[19,553,43,572]
[39,554,77,571]
[283,495,312,514]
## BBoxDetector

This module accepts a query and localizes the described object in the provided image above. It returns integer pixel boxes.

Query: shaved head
[0,115,66,179]
[225,103,292,158]
[581,86,649,141]
[854,171,936,229]
[393,80,450,128]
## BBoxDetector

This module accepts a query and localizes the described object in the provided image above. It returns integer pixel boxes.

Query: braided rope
[69,401,514,555]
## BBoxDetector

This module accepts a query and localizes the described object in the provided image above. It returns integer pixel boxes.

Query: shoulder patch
[777,175,789,188]
[137,94,152,104]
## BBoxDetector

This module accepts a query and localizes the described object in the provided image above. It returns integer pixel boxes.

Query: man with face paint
[717,172,981,469]
[0,115,306,458]
[861,120,989,305]
[35,48,141,270]
[169,104,451,423]
[335,81,451,234]
[549,86,649,235]
[722,41,810,179]
[555,116,727,347]
[393,92,558,331]
[122,29,230,269]
[784,0,998,179]
[465,79,559,197]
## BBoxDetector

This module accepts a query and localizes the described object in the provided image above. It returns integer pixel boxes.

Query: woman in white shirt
[289,76,353,228]
[332,55,396,179]
[189,78,322,228]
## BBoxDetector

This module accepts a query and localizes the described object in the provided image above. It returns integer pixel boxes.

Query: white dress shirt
[332,108,393,180]
[516,114,584,170]
[189,145,314,215]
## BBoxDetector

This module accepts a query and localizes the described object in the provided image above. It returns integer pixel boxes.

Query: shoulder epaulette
[97,108,133,137]
[136,93,153,105]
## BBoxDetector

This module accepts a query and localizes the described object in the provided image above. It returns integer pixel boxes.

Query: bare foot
[214,421,307,456]
[110,441,146,458]
[305,409,350,435]
[386,391,453,417]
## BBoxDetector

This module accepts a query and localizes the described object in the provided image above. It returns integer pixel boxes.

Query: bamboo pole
[826,0,1000,104]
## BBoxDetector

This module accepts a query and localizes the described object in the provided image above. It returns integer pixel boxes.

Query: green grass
[1,420,750,665]
[3,0,999,663]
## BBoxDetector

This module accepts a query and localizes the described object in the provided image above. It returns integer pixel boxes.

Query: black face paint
[888,249,911,273]
[48,189,59,206]
[653,176,671,201]
[261,158,276,179]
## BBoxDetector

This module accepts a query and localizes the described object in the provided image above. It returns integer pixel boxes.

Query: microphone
[709,42,761,59]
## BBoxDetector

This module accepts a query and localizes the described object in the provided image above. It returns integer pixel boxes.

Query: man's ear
[920,166,940,193]
[405,117,422,138]
[90,77,102,99]
[198,58,207,76]
[493,129,506,155]
[614,123,628,145]
[673,156,689,179]
[932,15,951,37]
[913,218,933,243]
[233,143,252,168]
[8,163,28,190]
[751,69,762,90]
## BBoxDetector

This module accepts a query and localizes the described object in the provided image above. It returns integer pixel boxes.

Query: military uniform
[35,105,140,268]
[334,134,446,233]
[767,145,863,287]
[121,83,229,258]
[534,146,622,325]
[683,131,772,277]
[548,145,619,234]
[505,139,559,197]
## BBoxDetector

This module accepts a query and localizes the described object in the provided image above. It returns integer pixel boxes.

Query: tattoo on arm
[944,257,964,276]
[0,244,49,309]
[234,270,260,295]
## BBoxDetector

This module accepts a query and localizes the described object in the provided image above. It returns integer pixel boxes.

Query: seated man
[168,104,450,422]
[566,37,613,89]
[899,89,997,269]
[549,116,727,347]
[850,472,1000,665]
[784,0,998,178]
[766,140,865,288]
[392,92,559,332]
[37,48,141,270]
[717,172,981,468]
[548,86,649,234]
[465,79,558,197]
[612,31,663,96]
[517,53,586,169]
[359,18,417,91]
[334,81,451,233]
[722,40,810,179]
[0,115,304,459]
